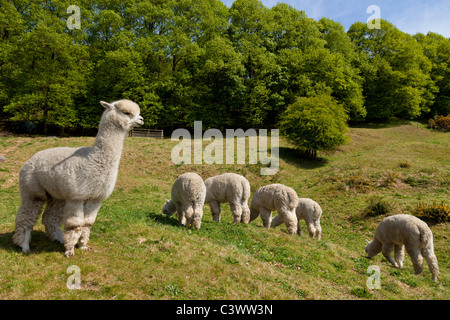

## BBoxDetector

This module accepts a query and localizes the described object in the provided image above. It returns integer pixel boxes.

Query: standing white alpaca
[272,198,323,240]
[365,214,439,281]
[204,173,251,223]
[162,172,206,230]
[13,100,144,257]
[249,183,298,234]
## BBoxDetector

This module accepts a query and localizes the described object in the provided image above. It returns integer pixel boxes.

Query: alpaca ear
[100,101,114,110]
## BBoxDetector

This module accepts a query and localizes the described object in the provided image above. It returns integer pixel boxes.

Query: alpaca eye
[123,112,131,116]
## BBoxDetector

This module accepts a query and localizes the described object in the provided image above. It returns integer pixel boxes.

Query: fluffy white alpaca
[365,214,439,281]
[249,183,298,234]
[204,173,251,223]
[13,100,144,257]
[163,172,206,230]
[271,198,322,240]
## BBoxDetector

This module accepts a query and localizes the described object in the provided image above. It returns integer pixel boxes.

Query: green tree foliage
[0,0,449,135]
[1,0,90,133]
[348,20,437,121]
[279,95,349,158]
[414,32,450,117]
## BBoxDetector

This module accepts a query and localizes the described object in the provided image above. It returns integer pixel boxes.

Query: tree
[2,1,89,134]
[348,20,436,120]
[414,32,450,117]
[279,95,349,159]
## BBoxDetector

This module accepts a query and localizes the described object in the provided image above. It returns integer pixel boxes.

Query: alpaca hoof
[22,247,31,254]
[79,245,91,252]
[64,249,75,257]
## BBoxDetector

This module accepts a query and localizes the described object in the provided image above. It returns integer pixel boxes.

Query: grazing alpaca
[365,214,439,281]
[272,198,323,240]
[204,173,251,223]
[13,100,144,256]
[163,172,206,230]
[249,183,298,235]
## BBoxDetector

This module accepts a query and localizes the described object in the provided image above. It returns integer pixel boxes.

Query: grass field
[0,122,448,300]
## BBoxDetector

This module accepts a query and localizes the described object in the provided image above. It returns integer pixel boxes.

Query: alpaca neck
[90,120,127,167]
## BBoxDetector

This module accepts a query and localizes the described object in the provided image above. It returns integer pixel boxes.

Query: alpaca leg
[209,201,221,222]
[314,219,322,240]
[13,196,45,254]
[381,243,398,268]
[259,208,272,229]
[229,201,242,224]
[78,200,102,251]
[240,200,250,224]
[421,242,439,282]
[62,200,84,257]
[280,210,298,235]
[183,204,195,228]
[405,245,423,275]
[191,203,203,230]
[305,218,317,238]
[42,199,64,244]
[394,245,405,269]
[174,201,186,226]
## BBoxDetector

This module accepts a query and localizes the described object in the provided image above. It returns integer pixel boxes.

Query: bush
[363,196,391,217]
[435,115,450,131]
[410,202,449,224]
[398,161,411,168]
[279,95,349,159]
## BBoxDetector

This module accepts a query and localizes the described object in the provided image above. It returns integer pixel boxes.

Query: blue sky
[221,0,450,37]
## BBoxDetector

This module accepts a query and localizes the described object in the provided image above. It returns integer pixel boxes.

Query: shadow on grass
[278,147,328,170]
[0,230,64,254]
[349,119,416,129]
[146,211,183,228]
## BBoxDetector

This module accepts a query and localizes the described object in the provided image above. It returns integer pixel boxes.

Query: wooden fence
[129,128,164,139]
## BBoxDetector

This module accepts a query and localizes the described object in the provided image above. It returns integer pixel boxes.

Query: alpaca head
[162,199,176,217]
[100,99,144,131]
[365,239,382,258]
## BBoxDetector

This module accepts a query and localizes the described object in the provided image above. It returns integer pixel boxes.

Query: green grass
[0,122,449,299]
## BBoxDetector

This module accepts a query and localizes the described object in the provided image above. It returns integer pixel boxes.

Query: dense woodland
[0,0,449,136]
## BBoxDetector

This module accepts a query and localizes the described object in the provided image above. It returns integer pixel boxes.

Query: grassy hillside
[0,122,448,300]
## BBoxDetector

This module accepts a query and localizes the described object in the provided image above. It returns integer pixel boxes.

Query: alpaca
[13,100,144,257]
[249,183,298,234]
[365,214,439,281]
[272,198,322,240]
[204,173,251,223]
[163,172,206,230]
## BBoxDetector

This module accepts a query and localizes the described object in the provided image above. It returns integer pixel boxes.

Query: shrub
[435,115,450,131]
[279,95,349,159]
[410,202,449,224]
[350,287,372,298]
[398,161,411,168]
[382,171,399,187]
[363,196,391,217]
